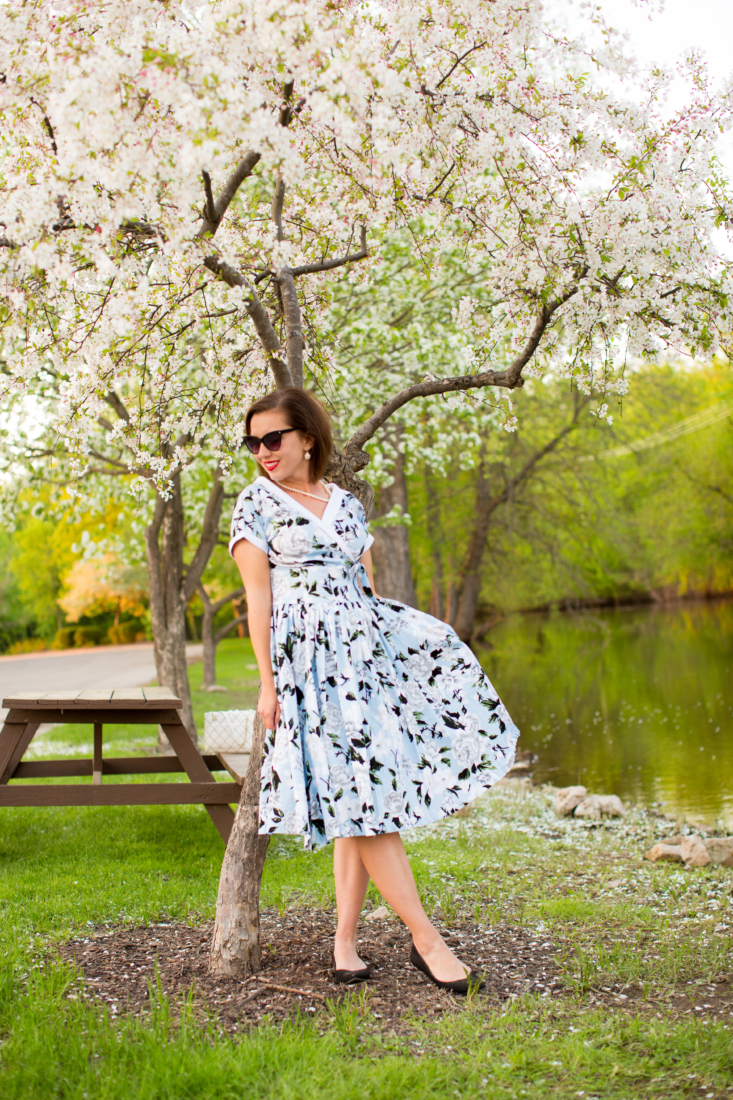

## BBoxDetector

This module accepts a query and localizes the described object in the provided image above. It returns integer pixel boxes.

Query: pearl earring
[304,450,311,460]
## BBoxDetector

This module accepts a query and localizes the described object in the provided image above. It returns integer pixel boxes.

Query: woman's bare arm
[231,538,280,730]
[360,547,377,595]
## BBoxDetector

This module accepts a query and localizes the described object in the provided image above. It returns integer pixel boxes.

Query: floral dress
[229,476,519,849]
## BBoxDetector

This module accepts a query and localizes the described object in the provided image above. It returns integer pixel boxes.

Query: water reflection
[480,600,733,827]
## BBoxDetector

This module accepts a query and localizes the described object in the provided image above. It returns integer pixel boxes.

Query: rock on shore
[645,834,733,868]
[553,786,626,819]
[553,786,588,816]
[574,794,626,820]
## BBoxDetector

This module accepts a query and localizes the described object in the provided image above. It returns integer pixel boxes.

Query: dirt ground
[56,909,562,1033]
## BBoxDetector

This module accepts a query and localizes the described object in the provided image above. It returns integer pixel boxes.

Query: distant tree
[7,510,76,635]
[0,530,35,650]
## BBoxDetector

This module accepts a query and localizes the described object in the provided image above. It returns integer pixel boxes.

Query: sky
[596,0,733,82]
[556,0,733,214]
[590,0,733,175]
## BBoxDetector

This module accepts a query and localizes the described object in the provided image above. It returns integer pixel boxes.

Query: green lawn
[1,639,732,1098]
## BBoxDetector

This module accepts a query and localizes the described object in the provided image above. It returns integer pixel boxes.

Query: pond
[479,600,733,828]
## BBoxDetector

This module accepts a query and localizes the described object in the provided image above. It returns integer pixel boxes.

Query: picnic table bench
[0,688,240,841]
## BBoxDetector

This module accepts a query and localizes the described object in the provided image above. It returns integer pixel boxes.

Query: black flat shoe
[410,941,485,995]
[331,951,371,984]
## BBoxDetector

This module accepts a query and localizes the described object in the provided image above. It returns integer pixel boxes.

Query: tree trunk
[210,710,270,977]
[452,450,496,642]
[232,596,248,637]
[325,448,374,515]
[144,468,227,747]
[144,477,198,747]
[424,464,445,620]
[370,438,418,606]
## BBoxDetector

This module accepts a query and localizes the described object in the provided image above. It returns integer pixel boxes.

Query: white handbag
[204,710,256,754]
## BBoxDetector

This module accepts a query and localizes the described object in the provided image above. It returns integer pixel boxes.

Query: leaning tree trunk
[210,710,270,977]
[209,454,374,977]
[144,475,198,745]
[370,434,418,606]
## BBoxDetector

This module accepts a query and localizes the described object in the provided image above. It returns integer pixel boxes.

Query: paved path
[0,643,203,723]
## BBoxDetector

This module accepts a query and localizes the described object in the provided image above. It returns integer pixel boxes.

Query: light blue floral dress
[230,476,519,849]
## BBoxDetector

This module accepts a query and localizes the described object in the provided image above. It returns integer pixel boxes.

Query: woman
[230,387,519,994]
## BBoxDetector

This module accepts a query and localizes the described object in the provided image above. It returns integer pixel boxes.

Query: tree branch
[203,256,293,388]
[435,42,488,90]
[104,390,131,423]
[344,284,582,455]
[452,393,590,640]
[279,81,295,127]
[198,582,246,618]
[196,81,297,240]
[202,169,216,225]
[414,163,456,201]
[184,468,226,602]
[214,586,245,616]
[276,268,304,387]
[499,395,590,503]
[197,151,262,239]
[290,226,368,278]
[344,372,515,456]
[271,178,286,242]
[214,612,248,645]
[29,96,58,156]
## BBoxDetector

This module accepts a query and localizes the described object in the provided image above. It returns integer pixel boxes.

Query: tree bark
[144,476,198,746]
[325,447,374,515]
[370,441,418,606]
[424,464,445,620]
[144,470,227,746]
[210,710,270,977]
[451,447,498,642]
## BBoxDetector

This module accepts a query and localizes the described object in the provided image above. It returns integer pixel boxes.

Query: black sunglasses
[244,427,299,454]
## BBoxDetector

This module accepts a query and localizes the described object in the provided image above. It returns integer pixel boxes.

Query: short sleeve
[229,489,268,557]
[354,496,374,553]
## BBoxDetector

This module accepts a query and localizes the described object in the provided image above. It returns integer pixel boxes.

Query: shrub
[50,628,76,650]
[73,626,102,648]
[107,620,146,645]
[6,638,47,655]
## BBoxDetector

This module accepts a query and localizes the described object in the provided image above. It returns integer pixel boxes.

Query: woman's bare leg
[333,837,371,970]
[354,832,468,982]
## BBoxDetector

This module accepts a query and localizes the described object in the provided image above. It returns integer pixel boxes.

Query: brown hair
[245,387,333,482]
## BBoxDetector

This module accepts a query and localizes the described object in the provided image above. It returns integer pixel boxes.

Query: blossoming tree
[2,0,732,972]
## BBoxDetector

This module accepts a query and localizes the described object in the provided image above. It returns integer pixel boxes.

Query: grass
[2,975,732,1100]
[1,638,733,1097]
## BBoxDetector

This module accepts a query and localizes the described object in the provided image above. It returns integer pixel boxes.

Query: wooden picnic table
[0,688,238,841]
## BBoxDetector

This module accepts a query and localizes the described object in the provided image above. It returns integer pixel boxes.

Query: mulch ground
[55,909,563,1033]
